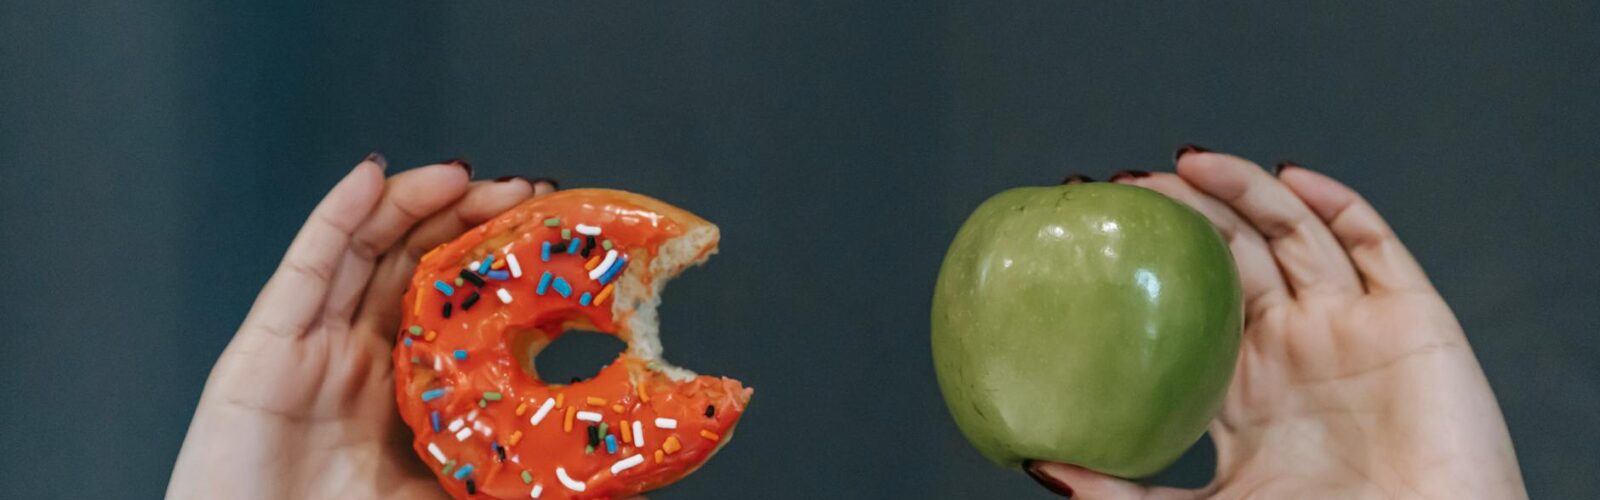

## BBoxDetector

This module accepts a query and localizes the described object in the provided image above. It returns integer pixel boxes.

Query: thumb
[1024,460,1197,500]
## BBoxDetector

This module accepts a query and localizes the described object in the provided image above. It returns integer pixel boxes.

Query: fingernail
[529,177,560,190]
[1174,143,1211,162]
[442,158,473,177]
[494,175,527,183]
[1061,174,1094,185]
[1275,161,1303,175]
[1023,460,1074,498]
[1108,170,1150,182]
[364,152,388,170]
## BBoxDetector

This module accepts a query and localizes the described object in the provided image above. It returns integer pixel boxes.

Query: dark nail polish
[364,152,388,170]
[1275,161,1302,175]
[494,175,526,183]
[1174,144,1211,161]
[442,158,473,177]
[528,177,560,190]
[1023,460,1074,498]
[1061,174,1094,185]
[1108,170,1151,182]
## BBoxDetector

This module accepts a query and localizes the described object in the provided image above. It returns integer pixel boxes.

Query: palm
[169,158,548,499]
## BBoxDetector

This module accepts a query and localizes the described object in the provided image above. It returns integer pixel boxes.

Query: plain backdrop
[2,1,1597,498]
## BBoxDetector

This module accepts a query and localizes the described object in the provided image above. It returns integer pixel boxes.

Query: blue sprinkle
[598,256,628,285]
[421,388,447,402]
[579,292,592,306]
[453,463,475,480]
[433,280,455,296]
[541,242,551,262]
[486,270,510,281]
[566,237,581,254]
[552,277,572,298]
[480,255,494,273]
[605,434,618,454]
[536,271,553,295]
[431,411,441,432]
[403,337,413,347]
[454,350,467,360]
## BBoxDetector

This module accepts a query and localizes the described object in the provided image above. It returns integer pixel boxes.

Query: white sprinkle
[576,224,601,236]
[529,485,543,498]
[448,418,466,432]
[588,249,618,280]
[468,261,481,272]
[473,420,493,437]
[610,454,644,474]
[433,356,442,371]
[507,253,523,278]
[555,467,586,492]
[467,409,480,421]
[529,398,556,426]
[632,421,644,447]
[654,418,677,429]
[427,442,447,463]
[497,288,513,304]
[576,411,603,422]
[455,427,473,441]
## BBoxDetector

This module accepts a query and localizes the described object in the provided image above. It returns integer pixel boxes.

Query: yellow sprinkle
[413,292,423,315]
[635,383,649,403]
[556,393,565,408]
[563,407,576,433]
[491,259,507,270]
[508,430,523,446]
[620,420,633,444]
[612,404,624,413]
[424,330,437,342]
[662,436,681,454]
[700,430,721,442]
[515,402,528,416]
[584,255,603,270]
[595,284,614,306]
[654,449,664,463]
[586,397,607,407]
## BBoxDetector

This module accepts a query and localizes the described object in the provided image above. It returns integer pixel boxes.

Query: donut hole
[517,328,628,385]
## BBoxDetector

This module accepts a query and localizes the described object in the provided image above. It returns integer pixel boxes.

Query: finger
[1277,166,1434,293]
[1113,172,1291,317]
[241,160,385,338]
[1175,152,1362,296]
[324,161,473,321]
[1026,461,1196,500]
[354,178,540,337]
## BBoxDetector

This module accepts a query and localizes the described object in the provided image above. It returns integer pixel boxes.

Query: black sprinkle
[442,302,452,318]
[459,270,486,287]
[581,236,597,257]
[465,478,477,495]
[587,425,600,447]
[494,442,506,462]
[461,291,480,310]
[551,241,566,254]
[705,405,716,418]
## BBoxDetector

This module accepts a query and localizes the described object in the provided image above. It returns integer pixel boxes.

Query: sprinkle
[602,239,613,250]
[507,254,523,278]
[454,277,463,286]
[700,429,721,442]
[414,292,422,315]
[481,255,495,273]
[433,280,455,296]
[422,388,447,402]
[585,445,594,454]
[425,330,438,341]
[449,418,467,432]
[467,409,480,421]
[536,272,553,295]
[497,288,513,304]
[403,337,412,347]
[599,255,628,285]
[587,425,600,447]
[654,418,677,429]
[588,250,618,280]
[563,407,576,432]
[635,382,648,402]
[530,398,556,426]
[484,391,503,401]
[611,404,623,413]
[492,258,507,270]
[495,442,507,461]
[562,228,572,240]
[610,454,644,474]
[576,224,601,236]
[431,411,442,432]
[487,270,510,281]
[454,463,475,479]
[543,217,561,227]
[576,411,602,422]
[442,302,452,318]
[408,325,423,336]
[469,261,480,272]
[541,242,551,262]
[663,435,682,454]
[509,430,524,446]
[584,255,603,270]
[632,421,644,447]
[605,434,618,454]
[427,442,447,463]
[620,420,632,444]
[579,292,593,306]
[530,484,544,498]
[465,479,477,495]
[516,402,528,416]
[461,291,480,310]
[705,405,716,418]
[655,450,664,463]
[556,394,565,408]
[586,397,607,406]
[555,467,585,492]
[552,277,573,298]
[459,270,486,287]
[455,427,473,441]
[454,350,467,360]
[521,470,533,484]
[441,460,455,475]
[566,237,580,254]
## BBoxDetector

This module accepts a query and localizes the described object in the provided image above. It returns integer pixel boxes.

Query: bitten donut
[394,189,752,499]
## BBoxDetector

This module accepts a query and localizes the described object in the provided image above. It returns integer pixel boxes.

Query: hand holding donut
[1025,149,1526,498]
[167,156,554,499]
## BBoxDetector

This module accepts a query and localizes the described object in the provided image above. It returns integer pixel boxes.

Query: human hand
[1026,148,1525,499]
[166,155,553,499]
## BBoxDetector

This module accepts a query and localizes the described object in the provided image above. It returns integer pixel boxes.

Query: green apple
[932,182,1242,478]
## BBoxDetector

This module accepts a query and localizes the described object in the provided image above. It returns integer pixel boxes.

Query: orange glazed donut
[394,189,751,499]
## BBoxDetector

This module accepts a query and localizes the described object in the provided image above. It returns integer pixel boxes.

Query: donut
[393,189,752,499]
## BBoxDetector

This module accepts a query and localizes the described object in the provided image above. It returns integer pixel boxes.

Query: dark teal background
[2,1,1597,498]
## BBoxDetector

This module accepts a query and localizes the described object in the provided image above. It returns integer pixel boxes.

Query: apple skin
[932,182,1242,478]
